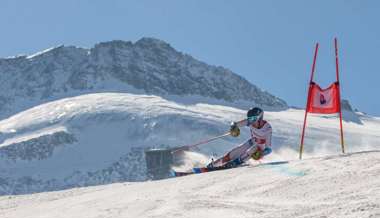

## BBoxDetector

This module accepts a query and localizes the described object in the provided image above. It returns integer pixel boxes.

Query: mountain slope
[0,38,287,119]
[0,151,379,218]
[0,92,379,195]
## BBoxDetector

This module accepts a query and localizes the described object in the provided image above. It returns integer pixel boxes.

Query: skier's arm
[234,119,248,127]
[229,119,248,137]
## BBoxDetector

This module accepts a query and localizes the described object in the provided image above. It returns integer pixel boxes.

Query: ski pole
[171,131,231,154]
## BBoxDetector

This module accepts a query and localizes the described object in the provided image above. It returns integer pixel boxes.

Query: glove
[230,122,240,137]
[251,149,263,160]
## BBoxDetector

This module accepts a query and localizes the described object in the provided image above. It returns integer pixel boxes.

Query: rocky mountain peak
[341,99,354,112]
[0,37,288,119]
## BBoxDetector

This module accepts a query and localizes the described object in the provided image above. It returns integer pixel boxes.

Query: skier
[207,107,272,168]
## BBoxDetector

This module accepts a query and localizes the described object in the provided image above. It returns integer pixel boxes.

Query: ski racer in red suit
[207,107,272,168]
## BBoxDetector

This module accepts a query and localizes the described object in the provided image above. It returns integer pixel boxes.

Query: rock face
[341,99,362,124]
[341,99,354,112]
[0,38,287,119]
[0,131,76,161]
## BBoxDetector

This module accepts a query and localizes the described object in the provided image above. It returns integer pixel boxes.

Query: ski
[171,158,246,177]
[171,171,196,177]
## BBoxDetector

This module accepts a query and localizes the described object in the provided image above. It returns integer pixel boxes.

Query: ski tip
[192,168,201,173]
[192,167,209,173]
[170,170,195,177]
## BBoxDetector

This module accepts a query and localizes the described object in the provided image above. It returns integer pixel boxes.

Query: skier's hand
[251,150,263,160]
[230,122,240,137]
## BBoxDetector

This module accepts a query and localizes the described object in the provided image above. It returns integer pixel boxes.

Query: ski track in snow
[0,151,379,218]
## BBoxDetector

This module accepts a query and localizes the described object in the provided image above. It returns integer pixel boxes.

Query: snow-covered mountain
[0,38,379,218]
[0,38,287,120]
[0,92,379,195]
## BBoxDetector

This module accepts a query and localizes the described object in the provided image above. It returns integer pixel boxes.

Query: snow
[0,93,379,181]
[0,151,379,218]
[26,46,63,59]
[0,92,379,217]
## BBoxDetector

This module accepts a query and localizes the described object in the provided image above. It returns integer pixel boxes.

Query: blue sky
[1,0,379,115]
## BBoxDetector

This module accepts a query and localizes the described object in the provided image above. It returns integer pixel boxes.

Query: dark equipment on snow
[144,131,232,179]
[144,148,173,180]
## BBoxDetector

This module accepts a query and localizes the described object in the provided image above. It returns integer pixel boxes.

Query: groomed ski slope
[0,150,379,218]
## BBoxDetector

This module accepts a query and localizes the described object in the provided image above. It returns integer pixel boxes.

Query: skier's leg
[238,142,260,162]
[208,139,253,167]
[219,141,264,168]
[247,145,274,161]
[227,139,254,161]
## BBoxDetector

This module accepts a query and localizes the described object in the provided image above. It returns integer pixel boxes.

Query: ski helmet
[247,107,263,123]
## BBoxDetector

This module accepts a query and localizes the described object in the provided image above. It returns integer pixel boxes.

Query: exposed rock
[0,38,287,119]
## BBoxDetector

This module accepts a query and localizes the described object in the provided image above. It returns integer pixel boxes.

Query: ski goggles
[247,115,262,124]
[247,115,260,123]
